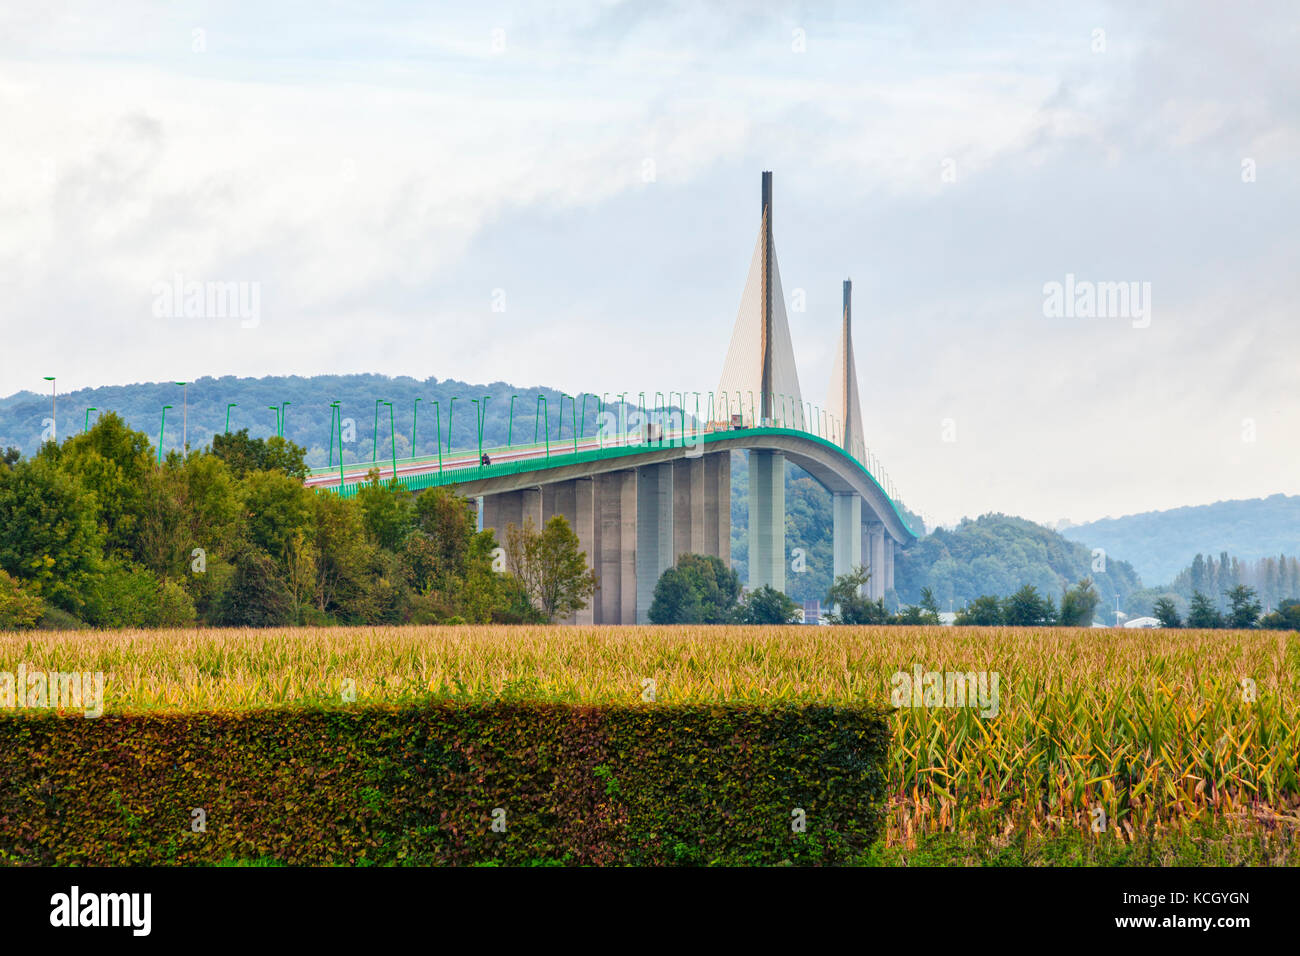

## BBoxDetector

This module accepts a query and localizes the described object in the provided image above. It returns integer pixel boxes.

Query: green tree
[57,413,155,561]
[1152,597,1182,628]
[1224,584,1262,629]
[737,584,801,624]
[356,470,414,552]
[0,568,43,630]
[648,566,703,624]
[1187,590,1221,628]
[505,515,597,622]
[1002,584,1057,626]
[648,554,741,624]
[211,430,308,478]
[241,469,315,561]
[216,548,293,626]
[825,567,889,624]
[0,456,103,613]
[1059,578,1101,627]
[82,561,196,628]
[918,587,941,622]
[1260,599,1300,630]
[954,594,1003,626]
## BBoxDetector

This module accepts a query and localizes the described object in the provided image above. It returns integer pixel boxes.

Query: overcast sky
[1,1,1296,527]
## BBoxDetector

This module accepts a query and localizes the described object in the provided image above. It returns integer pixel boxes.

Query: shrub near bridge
[0,703,890,866]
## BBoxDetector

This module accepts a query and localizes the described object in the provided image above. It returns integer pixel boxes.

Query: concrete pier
[636,463,674,623]
[748,449,785,592]
[832,492,863,593]
[594,470,638,624]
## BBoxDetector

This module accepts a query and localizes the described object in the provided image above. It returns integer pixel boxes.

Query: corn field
[2,624,1297,848]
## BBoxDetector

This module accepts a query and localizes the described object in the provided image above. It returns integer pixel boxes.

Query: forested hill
[0,374,631,467]
[1061,494,1300,587]
[895,513,1143,615]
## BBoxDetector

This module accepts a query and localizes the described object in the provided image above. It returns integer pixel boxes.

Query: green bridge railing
[313,426,920,539]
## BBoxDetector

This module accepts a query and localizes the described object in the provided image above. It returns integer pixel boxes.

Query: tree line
[1150,587,1298,630]
[0,414,595,631]
[1124,551,1300,622]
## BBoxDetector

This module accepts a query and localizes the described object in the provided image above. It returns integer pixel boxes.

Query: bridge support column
[481,490,525,539]
[832,492,862,595]
[864,522,886,600]
[748,449,785,593]
[521,487,543,532]
[704,452,731,565]
[884,536,895,594]
[544,479,597,624]
[672,457,705,562]
[594,470,638,625]
[636,463,674,623]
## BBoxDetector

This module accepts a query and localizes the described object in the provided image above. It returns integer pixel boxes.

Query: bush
[0,703,890,866]
[36,606,84,631]
[80,563,197,628]
[0,569,43,631]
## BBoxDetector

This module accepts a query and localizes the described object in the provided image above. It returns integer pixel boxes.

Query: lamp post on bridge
[269,405,281,438]
[535,395,550,459]
[470,396,490,466]
[157,405,173,464]
[412,398,421,459]
[560,393,577,454]
[338,403,348,489]
[372,399,384,463]
[447,397,458,455]
[507,394,517,447]
[225,403,237,434]
[328,401,340,468]
[431,401,443,473]
[383,401,397,481]
[84,407,97,433]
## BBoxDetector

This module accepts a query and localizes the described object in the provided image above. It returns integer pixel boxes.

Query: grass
[2,624,1297,856]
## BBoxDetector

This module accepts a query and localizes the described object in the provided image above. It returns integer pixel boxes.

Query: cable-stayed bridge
[305,172,918,623]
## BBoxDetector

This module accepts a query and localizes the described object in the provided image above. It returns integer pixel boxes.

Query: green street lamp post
[328,402,340,467]
[535,395,549,458]
[268,405,280,437]
[470,396,490,465]
[447,397,458,454]
[335,403,344,487]
[84,407,97,432]
[561,393,577,454]
[507,394,517,447]
[372,399,383,463]
[225,403,237,434]
[431,401,443,472]
[383,401,397,480]
[157,405,173,463]
[412,398,421,459]
[570,394,577,453]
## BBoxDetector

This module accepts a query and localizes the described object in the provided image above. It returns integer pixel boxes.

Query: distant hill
[1062,494,1300,586]
[895,514,1142,620]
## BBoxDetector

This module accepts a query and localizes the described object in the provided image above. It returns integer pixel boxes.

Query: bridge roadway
[306,424,915,624]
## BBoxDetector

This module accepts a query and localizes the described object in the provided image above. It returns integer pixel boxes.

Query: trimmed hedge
[0,703,889,866]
